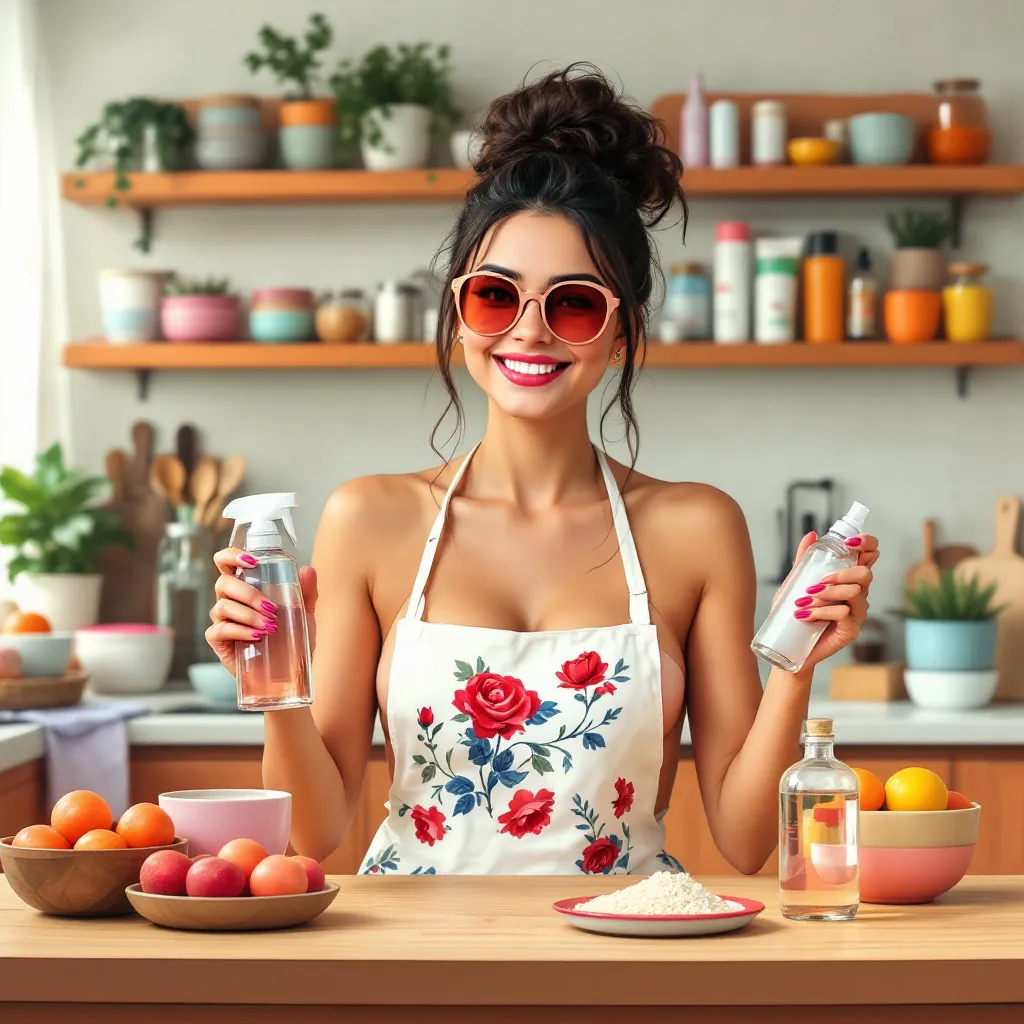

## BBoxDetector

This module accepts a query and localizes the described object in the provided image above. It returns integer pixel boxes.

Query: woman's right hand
[206,548,319,672]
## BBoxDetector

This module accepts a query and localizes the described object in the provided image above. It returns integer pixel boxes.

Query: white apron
[362,445,683,876]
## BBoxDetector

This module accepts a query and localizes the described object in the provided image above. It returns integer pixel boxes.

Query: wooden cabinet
[0,762,43,846]
[952,752,1024,875]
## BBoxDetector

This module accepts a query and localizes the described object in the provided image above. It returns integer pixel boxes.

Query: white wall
[36,0,1024,668]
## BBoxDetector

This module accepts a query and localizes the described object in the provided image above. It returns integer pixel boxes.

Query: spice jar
[156,523,214,681]
[803,231,845,344]
[664,262,711,340]
[316,289,370,344]
[851,617,887,664]
[751,100,786,166]
[929,79,990,164]
[943,262,992,343]
[373,280,418,344]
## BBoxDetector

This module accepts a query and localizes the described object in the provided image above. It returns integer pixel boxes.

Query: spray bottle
[222,492,313,711]
[751,502,870,674]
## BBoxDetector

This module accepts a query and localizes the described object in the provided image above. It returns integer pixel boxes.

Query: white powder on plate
[579,871,737,916]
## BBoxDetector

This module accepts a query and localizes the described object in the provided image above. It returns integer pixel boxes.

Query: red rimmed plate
[552,895,765,937]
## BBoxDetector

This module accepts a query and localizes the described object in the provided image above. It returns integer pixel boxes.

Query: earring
[613,347,624,361]
[457,334,464,343]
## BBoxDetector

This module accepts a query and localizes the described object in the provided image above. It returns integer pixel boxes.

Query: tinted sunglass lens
[459,275,520,335]
[545,283,609,343]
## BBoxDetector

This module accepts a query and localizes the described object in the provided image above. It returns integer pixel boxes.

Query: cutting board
[904,519,941,592]
[956,496,1024,701]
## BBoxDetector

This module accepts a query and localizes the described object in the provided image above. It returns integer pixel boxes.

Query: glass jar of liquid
[929,79,990,165]
[943,262,992,343]
[156,523,215,681]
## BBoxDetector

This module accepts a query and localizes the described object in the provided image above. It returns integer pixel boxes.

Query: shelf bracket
[949,195,966,249]
[955,365,971,399]
[136,369,152,401]
[134,208,155,254]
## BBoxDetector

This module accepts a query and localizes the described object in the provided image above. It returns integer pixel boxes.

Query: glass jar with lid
[943,262,992,343]
[156,522,215,681]
[663,262,711,340]
[929,79,990,164]
[315,289,371,344]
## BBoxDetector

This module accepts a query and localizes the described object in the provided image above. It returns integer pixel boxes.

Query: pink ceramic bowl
[161,295,240,341]
[859,844,976,904]
[251,288,313,308]
[158,789,291,857]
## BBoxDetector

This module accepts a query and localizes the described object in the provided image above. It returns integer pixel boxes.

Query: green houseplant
[0,444,133,630]
[244,12,337,170]
[330,43,460,170]
[885,208,953,291]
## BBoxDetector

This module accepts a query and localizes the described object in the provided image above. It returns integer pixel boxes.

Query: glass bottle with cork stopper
[779,718,860,921]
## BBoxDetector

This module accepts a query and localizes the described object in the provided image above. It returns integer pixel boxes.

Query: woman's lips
[492,354,570,388]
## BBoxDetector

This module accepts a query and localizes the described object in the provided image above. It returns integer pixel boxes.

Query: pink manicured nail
[794,596,814,608]
[240,554,259,567]
[251,629,264,639]
[261,600,277,615]
[262,619,277,632]
[794,609,812,619]
[806,584,826,595]
[846,536,863,547]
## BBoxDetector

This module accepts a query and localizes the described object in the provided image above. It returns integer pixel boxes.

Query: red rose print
[581,836,619,874]
[612,777,634,819]
[453,672,541,741]
[594,683,617,696]
[417,706,434,727]
[556,651,608,690]
[411,805,446,847]
[497,788,555,838]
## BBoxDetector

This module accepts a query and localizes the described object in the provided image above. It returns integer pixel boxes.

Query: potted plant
[895,571,1005,709]
[161,276,240,342]
[244,12,336,170]
[0,444,133,631]
[330,43,460,171]
[885,209,952,291]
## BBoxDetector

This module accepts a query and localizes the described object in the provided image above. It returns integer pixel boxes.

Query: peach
[185,856,245,898]
[140,850,192,896]
[218,838,268,882]
[292,855,325,892]
[249,854,308,897]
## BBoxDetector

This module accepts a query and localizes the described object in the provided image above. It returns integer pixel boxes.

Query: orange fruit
[51,789,113,845]
[115,802,175,848]
[884,767,948,812]
[946,790,973,810]
[218,838,268,882]
[851,767,886,811]
[2,610,51,634]
[12,824,70,849]
[74,829,128,851]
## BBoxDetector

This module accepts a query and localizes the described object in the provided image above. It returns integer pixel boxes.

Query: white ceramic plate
[552,895,765,937]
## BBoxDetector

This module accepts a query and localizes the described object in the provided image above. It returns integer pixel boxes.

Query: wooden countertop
[2,874,1023,1020]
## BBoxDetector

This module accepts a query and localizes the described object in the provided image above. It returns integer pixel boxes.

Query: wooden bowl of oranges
[0,789,188,916]
[853,766,980,905]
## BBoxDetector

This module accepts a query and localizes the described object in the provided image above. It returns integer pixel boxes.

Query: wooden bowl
[860,802,980,849]
[0,836,190,916]
[125,881,339,931]
[0,670,87,711]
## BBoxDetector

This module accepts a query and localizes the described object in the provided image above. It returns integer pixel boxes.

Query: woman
[207,66,878,876]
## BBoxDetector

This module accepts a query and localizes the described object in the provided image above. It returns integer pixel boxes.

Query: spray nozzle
[223,492,299,548]
[830,500,870,538]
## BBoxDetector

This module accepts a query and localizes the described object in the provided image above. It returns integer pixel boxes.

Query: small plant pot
[450,129,482,170]
[280,99,336,127]
[13,573,103,632]
[250,308,314,343]
[196,128,267,171]
[885,290,941,344]
[161,295,240,342]
[904,618,997,672]
[890,248,947,291]
[279,125,336,170]
[197,94,263,130]
[361,104,431,172]
[904,669,999,710]
[98,269,170,344]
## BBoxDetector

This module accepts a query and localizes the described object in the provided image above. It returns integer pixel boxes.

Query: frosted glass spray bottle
[751,502,870,673]
[222,492,313,711]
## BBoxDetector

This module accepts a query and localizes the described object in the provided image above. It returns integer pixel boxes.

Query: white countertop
[1,694,1023,775]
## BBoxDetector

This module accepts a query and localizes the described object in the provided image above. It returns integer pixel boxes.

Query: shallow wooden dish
[860,802,980,849]
[0,836,189,916]
[0,670,87,711]
[125,881,340,931]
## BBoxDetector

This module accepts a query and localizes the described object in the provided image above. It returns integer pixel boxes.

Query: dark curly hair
[431,63,687,467]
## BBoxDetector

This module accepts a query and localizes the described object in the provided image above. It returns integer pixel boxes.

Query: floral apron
[362,445,683,876]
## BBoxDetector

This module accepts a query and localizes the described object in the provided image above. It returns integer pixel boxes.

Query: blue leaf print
[573,692,587,703]
[613,658,627,675]
[600,707,622,726]
[526,700,561,726]
[562,754,572,773]
[468,738,493,765]
[453,793,475,816]
[411,866,437,875]
[465,727,477,740]
[445,775,474,796]
[493,748,514,773]
[576,823,590,831]
[486,770,498,793]
[582,732,606,750]
[616,854,630,870]
[498,769,528,788]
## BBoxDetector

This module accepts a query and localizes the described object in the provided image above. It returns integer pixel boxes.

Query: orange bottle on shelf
[803,232,846,344]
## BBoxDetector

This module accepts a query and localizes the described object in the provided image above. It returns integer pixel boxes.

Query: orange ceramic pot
[280,99,335,127]
[885,290,941,344]
[928,126,991,165]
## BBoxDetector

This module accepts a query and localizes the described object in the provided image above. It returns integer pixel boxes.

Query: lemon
[884,767,948,812]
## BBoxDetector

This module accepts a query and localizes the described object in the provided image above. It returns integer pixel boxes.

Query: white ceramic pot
[98,269,170,344]
[75,624,174,694]
[361,104,431,172]
[450,129,482,170]
[904,669,999,710]
[13,573,103,632]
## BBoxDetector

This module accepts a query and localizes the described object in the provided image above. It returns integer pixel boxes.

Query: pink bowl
[859,844,976,904]
[158,789,291,857]
[161,295,240,342]
[251,288,313,308]
[77,623,171,634]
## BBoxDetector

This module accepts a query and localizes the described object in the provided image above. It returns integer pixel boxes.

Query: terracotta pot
[890,248,947,291]
[280,99,335,127]
[161,295,240,342]
[928,126,991,165]
[885,290,941,344]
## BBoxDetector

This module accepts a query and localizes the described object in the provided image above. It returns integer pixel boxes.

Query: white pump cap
[830,501,870,539]
[222,492,299,550]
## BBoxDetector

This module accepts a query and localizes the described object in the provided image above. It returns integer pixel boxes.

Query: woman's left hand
[791,532,880,670]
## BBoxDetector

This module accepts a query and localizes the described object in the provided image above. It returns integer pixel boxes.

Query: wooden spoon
[105,449,127,504]
[190,456,221,525]
[175,424,199,503]
[149,454,187,513]
[904,518,942,592]
[203,454,247,526]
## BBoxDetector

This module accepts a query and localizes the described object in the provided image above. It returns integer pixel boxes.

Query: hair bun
[474,64,683,225]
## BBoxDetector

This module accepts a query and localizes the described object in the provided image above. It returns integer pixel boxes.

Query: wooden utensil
[176,424,199,503]
[150,454,187,512]
[955,496,1024,701]
[904,519,942,592]
[203,454,246,526]
[190,456,221,525]
[105,449,127,504]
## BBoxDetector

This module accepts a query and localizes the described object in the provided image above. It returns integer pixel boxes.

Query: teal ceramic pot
[848,113,915,165]
[196,128,267,170]
[279,125,335,170]
[197,105,262,130]
[250,308,314,343]
[904,619,997,671]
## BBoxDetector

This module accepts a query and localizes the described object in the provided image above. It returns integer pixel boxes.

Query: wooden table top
[1,875,1023,1009]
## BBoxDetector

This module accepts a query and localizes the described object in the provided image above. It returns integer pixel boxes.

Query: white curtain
[0,0,68,596]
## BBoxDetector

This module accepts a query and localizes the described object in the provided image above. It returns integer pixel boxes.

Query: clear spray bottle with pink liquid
[223,492,313,711]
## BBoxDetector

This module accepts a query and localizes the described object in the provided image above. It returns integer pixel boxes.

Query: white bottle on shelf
[680,72,708,167]
[713,221,752,344]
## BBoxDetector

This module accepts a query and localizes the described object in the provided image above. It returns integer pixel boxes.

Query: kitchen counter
[0,874,1021,1022]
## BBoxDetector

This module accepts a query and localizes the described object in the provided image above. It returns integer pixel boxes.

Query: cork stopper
[805,718,833,737]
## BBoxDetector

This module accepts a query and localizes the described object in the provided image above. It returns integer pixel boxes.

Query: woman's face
[457,212,620,422]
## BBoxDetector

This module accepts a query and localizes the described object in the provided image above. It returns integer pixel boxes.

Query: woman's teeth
[498,358,563,375]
